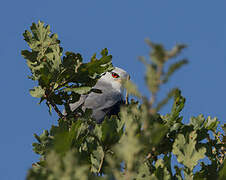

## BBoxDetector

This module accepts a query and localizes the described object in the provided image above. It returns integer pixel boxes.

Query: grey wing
[84,90,122,110]
[83,88,123,123]
[63,81,123,123]
[84,92,122,123]
[62,95,88,115]
[84,80,122,110]
[67,81,116,113]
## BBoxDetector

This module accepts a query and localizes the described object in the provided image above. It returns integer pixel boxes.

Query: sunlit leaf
[62,86,92,95]
[122,79,141,98]
[173,131,206,170]
[29,86,45,98]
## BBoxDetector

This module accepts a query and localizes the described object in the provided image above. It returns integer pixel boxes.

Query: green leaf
[21,50,38,62]
[78,49,113,79]
[145,39,165,64]
[169,89,185,121]
[162,89,185,130]
[27,150,90,180]
[194,162,219,179]
[222,124,226,134]
[114,106,143,173]
[189,114,205,130]
[46,102,52,115]
[30,21,50,43]
[32,130,52,155]
[219,160,226,180]
[24,26,224,180]
[93,124,102,141]
[172,131,206,170]
[51,94,64,105]
[136,163,152,179]
[53,121,83,155]
[62,86,92,94]
[154,159,171,180]
[90,146,104,173]
[148,122,169,145]
[155,88,178,112]
[145,64,159,94]
[203,116,219,131]
[22,21,62,84]
[122,79,141,98]
[174,166,183,180]
[101,116,122,146]
[222,124,226,145]
[29,86,45,98]
[101,48,108,56]
[62,52,82,72]
[162,59,188,83]
[165,44,187,59]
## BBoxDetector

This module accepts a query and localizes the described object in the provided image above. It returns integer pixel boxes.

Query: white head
[99,67,129,93]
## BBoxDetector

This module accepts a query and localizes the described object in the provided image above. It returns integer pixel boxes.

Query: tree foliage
[22,21,226,180]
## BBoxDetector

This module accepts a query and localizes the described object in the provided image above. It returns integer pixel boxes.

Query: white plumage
[65,67,129,123]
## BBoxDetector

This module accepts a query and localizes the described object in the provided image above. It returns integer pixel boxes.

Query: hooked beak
[116,75,130,84]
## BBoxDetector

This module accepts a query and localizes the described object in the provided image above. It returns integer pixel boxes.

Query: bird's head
[99,67,129,93]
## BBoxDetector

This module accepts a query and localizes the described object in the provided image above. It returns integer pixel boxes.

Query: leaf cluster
[22,22,226,180]
[22,21,113,117]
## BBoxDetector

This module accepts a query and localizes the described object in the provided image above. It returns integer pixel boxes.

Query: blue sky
[1,1,226,179]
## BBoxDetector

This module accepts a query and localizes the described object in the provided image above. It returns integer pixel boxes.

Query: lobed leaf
[122,79,141,98]
[162,59,188,83]
[62,86,92,95]
[145,64,159,94]
[155,88,178,112]
[29,86,45,98]
[203,116,219,132]
[90,146,104,173]
[172,131,206,170]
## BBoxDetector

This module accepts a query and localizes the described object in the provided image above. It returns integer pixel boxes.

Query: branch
[47,100,64,119]
[149,63,163,114]
[97,154,104,173]
[45,89,64,119]
[125,75,130,105]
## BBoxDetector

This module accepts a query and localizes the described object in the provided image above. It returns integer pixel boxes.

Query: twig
[98,154,104,173]
[125,91,129,105]
[125,75,130,105]
[149,63,163,114]
[46,100,64,119]
[45,90,64,119]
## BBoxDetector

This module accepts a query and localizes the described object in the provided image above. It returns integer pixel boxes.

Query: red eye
[112,72,119,78]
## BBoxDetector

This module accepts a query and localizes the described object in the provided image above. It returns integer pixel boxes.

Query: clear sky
[1,1,226,179]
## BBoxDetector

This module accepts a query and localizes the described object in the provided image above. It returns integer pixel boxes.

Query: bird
[64,67,129,123]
